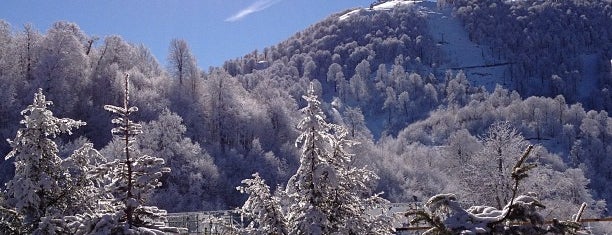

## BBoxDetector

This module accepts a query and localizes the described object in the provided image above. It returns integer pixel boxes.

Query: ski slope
[421,1,508,91]
[340,1,509,91]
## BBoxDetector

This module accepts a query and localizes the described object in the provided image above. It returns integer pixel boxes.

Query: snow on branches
[409,145,587,234]
[237,173,288,235]
[283,83,393,234]
[3,88,85,231]
[236,83,393,234]
[91,73,171,232]
[48,73,175,234]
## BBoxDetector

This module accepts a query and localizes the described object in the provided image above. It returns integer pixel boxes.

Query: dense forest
[0,0,610,233]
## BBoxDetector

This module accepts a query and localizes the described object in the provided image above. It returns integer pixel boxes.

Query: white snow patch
[373,0,421,11]
[338,9,362,21]
[339,0,422,21]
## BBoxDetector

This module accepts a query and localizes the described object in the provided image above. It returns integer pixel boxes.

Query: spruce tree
[327,127,393,234]
[97,73,171,232]
[285,83,393,234]
[3,89,85,231]
[34,142,108,234]
[60,73,175,234]
[237,173,288,235]
[285,83,336,234]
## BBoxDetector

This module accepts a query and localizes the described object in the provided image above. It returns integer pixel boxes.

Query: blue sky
[1,0,373,69]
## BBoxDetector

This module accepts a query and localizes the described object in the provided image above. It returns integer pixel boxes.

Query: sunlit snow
[339,0,422,21]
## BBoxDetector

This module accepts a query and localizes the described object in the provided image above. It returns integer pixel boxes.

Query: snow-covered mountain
[0,0,610,230]
[208,0,612,219]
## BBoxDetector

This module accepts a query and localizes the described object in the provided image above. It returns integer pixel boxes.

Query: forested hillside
[0,0,610,232]
[452,0,612,110]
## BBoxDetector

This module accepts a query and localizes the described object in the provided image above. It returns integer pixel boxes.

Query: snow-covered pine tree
[58,143,107,216]
[0,204,24,234]
[285,83,393,234]
[73,73,173,234]
[285,83,336,234]
[101,73,170,231]
[34,143,110,234]
[327,126,394,234]
[3,88,85,232]
[237,173,288,235]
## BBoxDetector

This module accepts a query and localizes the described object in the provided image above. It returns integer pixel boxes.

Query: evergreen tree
[237,173,288,235]
[33,142,109,234]
[100,73,170,231]
[285,83,334,234]
[326,126,393,235]
[0,205,23,235]
[65,73,175,234]
[285,83,392,234]
[3,89,85,231]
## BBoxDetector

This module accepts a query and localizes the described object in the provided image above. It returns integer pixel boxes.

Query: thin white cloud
[225,0,282,22]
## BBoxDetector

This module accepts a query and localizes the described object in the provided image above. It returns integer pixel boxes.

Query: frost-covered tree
[410,146,587,234]
[444,122,530,210]
[285,83,335,234]
[14,23,41,85]
[285,83,392,234]
[342,106,371,140]
[237,173,288,235]
[443,129,482,185]
[0,205,23,235]
[326,127,393,235]
[100,73,170,230]
[445,70,469,107]
[138,109,220,212]
[34,21,91,117]
[0,188,24,234]
[383,87,397,124]
[34,143,110,234]
[3,89,85,231]
[66,74,174,234]
[58,143,107,216]
[167,38,197,87]
[475,121,529,209]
